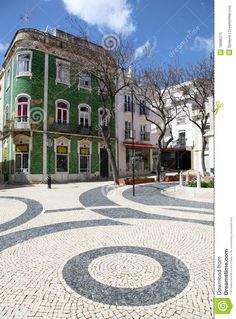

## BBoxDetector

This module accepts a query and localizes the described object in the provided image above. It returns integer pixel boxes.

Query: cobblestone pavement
[0,182,213,319]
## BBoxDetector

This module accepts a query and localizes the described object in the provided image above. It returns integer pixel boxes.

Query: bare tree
[134,65,181,181]
[176,55,214,175]
[65,27,134,184]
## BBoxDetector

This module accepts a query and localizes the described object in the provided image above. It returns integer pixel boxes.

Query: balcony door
[15,96,30,129]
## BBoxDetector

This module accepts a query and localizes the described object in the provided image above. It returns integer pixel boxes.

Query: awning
[123,142,154,149]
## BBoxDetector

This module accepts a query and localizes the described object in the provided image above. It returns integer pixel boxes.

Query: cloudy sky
[0,0,213,66]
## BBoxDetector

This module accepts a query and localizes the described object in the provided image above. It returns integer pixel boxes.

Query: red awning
[123,142,154,149]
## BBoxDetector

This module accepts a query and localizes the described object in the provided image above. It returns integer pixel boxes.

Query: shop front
[123,142,153,175]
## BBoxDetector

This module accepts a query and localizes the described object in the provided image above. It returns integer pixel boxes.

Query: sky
[0,0,214,68]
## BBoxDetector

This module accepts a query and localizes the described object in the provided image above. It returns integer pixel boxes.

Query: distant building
[0,28,115,183]
[161,95,214,175]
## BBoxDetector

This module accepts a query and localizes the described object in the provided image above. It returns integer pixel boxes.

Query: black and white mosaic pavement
[62,246,190,306]
[0,196,43,232]
[123,184,213,210]
[0,182,213,319]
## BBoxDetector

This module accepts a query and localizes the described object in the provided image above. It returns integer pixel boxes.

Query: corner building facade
[1,28,115,183]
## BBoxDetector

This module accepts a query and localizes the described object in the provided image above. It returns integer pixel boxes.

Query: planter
[119,177,155,185]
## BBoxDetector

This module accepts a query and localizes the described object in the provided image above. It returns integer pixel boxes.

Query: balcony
[14,117,30,130]
[140,132,150,141]
[78,125,91,135]
[54,122,70,132]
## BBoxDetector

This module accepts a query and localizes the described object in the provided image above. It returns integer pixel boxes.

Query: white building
[116,83,214,177]
[116,88,157,177]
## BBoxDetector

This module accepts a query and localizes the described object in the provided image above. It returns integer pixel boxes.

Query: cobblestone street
[0,182,213,319]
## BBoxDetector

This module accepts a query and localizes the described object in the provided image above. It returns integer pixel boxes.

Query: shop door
[15,144,29,183]
[100,148,109,177]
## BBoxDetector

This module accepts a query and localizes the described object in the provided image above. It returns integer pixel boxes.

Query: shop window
[79,147,90,173]
[56,146,68,172]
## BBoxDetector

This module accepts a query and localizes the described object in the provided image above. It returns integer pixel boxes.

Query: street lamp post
[47,137,53,189]
[131,89,135,196]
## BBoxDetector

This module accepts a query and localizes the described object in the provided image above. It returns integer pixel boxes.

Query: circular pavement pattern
[62,246,190,306]
[88,253,163,288]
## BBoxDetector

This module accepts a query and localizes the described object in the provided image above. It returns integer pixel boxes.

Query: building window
[5,105,9,124]
[79,147,90,173]
[6,68,10,89]
[17,96,29,122]
[56,146,68,172]
[79,75,91,89]
[15,144,29,173]
[56,59,70,85]
[139,100,148,115]
[56,101,69,124]
[79,105,91,127]
[98,108,109,127]
[17,52,32,76]
[178,131,186,146]
[124,95,131,112]
[125,121,132,139]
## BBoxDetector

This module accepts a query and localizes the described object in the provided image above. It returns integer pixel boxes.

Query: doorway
[15,144,29,183]
[100,148,109,177]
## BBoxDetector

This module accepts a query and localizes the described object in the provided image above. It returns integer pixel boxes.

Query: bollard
[197,172,201,188]
[179,171,183,186]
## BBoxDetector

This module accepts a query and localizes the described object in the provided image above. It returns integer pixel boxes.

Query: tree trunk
[106,144,119,184]
[156,149,162,182]
[201,136,207,176]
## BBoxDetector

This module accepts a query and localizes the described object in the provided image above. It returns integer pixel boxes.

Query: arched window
[56,100,69,124]
[17,96,30,123]
[79,104,91,127]
[98,108,110,127]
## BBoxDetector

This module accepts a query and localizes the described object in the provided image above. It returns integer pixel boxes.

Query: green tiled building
[0,28,115,183]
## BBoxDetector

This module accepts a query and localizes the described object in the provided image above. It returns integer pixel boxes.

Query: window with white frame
[56,146,68,172]
[17,53,32,76]
[17,96,29,122]
[125,121,132,138]
[6,68,10,89]
[5,105,9,124]
[79,105,90,127]
[124,95,131,112]
[56,101,69,124]
[79,147,90,173]
[98,108,109,127]
[79,75,91,89]
[56,60,70,85]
